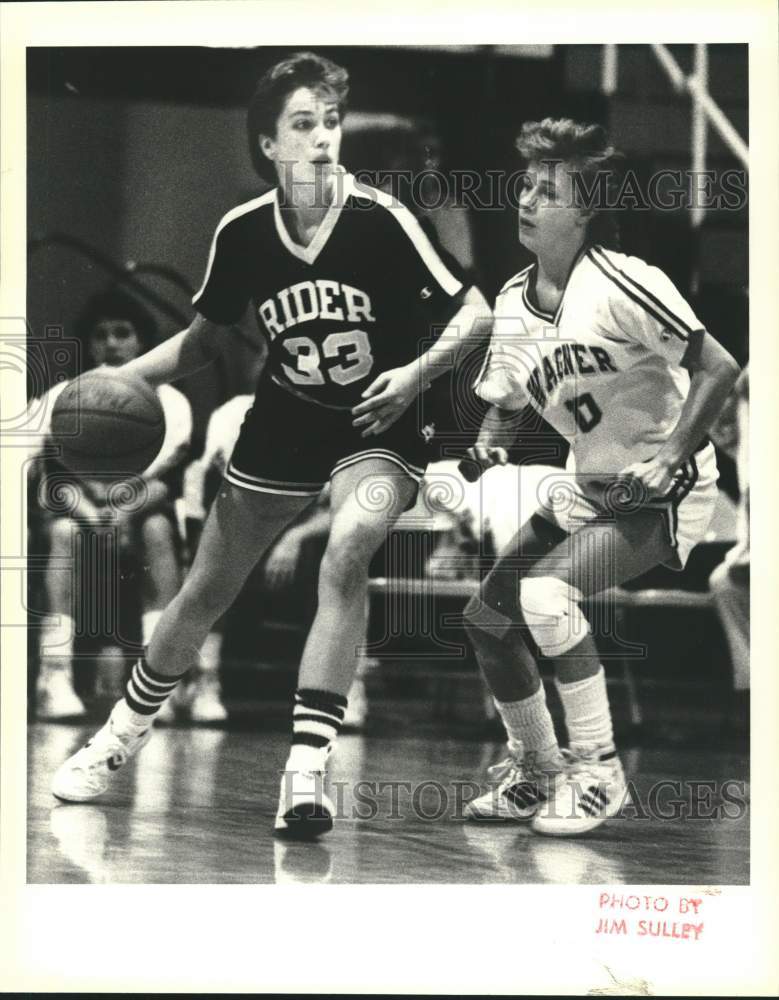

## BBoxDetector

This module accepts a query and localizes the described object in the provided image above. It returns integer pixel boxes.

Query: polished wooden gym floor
[28,718,749,885]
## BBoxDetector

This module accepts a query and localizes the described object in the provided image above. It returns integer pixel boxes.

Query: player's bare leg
[465,512,568,703]
[52,483,313,802]
[148,484,312,675]
[275,457,418,839]
[136,511,184,723]
[463,507,674,828]
[525,506,674,835]
[462,513,571,820]
[298,459,417,694]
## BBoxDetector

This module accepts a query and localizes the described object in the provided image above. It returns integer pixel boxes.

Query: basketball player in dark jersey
[52,51,491,838]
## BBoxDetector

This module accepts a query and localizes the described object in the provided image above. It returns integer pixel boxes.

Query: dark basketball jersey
[192,171,465,410]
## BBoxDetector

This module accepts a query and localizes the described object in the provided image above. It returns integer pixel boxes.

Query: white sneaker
[531,746,629,837]
[51,702,152,802]
[36,666,87,721]
[189,673,228,723]
[464,752,565,821]
[274,764,335,840]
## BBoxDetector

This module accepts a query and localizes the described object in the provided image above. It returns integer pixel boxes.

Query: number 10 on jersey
[564,392,603,432]
[282,330,374,387]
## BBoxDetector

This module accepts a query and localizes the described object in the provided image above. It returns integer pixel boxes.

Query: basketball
[51,370,165,475]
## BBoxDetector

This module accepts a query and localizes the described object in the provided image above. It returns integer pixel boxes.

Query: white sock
[493,685,562,769]
[111,696,154,733]
[142,609,164,647]
[555,667,615,753]
[287,743,331,773]
[199,631,223,673]
[40,614,74,671]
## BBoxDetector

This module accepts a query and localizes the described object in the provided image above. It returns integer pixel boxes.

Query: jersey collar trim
[523,243,590,325]
[272,167,351,265]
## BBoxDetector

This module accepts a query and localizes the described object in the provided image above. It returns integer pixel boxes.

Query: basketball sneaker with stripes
[464,751,566,821]
[51,699,153,802]
[531,746,629,836]
[50,658,186,802]
[274,688,346,839]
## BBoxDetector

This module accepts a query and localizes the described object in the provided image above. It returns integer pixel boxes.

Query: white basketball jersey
[475,245,705,476]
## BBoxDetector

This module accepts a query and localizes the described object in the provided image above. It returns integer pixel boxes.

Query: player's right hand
[466,445,509,471]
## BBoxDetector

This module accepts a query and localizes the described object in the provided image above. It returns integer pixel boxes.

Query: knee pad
[519,576,589,656]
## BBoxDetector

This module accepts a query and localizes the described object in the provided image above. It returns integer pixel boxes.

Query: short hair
[75,287,158,355]
[516,118,623,249]
[247,51,349,181]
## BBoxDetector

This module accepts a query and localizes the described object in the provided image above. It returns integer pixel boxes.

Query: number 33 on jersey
[192,171,464,410]
[260,281,374,389]
[475,245,707,476]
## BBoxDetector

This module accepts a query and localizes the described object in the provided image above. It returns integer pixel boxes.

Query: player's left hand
[264,534,303,589]
[616,457,677,501]
[351,365,420,437]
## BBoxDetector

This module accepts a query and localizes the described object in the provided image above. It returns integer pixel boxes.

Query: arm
[121,313,235,388]
[351,286,493,437]
[141,443,190,484]
[465,403,529,473]
[143,388,193,482]
[621,332,740,496]
[410,285,493,384]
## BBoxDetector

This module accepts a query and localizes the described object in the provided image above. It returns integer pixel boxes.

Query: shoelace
[77,723,143,773]
[70,743,126,793]
[486,756,516,779]
[560,748,614,786]
[485,756,530,789]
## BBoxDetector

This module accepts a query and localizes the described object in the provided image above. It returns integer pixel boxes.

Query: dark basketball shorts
[226,376,434,500]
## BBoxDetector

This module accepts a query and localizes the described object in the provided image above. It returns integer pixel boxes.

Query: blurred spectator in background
[30,288,192,720]
[344,116,479,285]
[708,366,749,721]
[415,125,478,284]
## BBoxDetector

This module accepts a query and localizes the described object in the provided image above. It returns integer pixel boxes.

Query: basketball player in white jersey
[462,118,739,835]
[52,52,490,838]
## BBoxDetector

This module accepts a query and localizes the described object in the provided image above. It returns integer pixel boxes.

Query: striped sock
[287,688,347,772]
[122,657,187,722]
